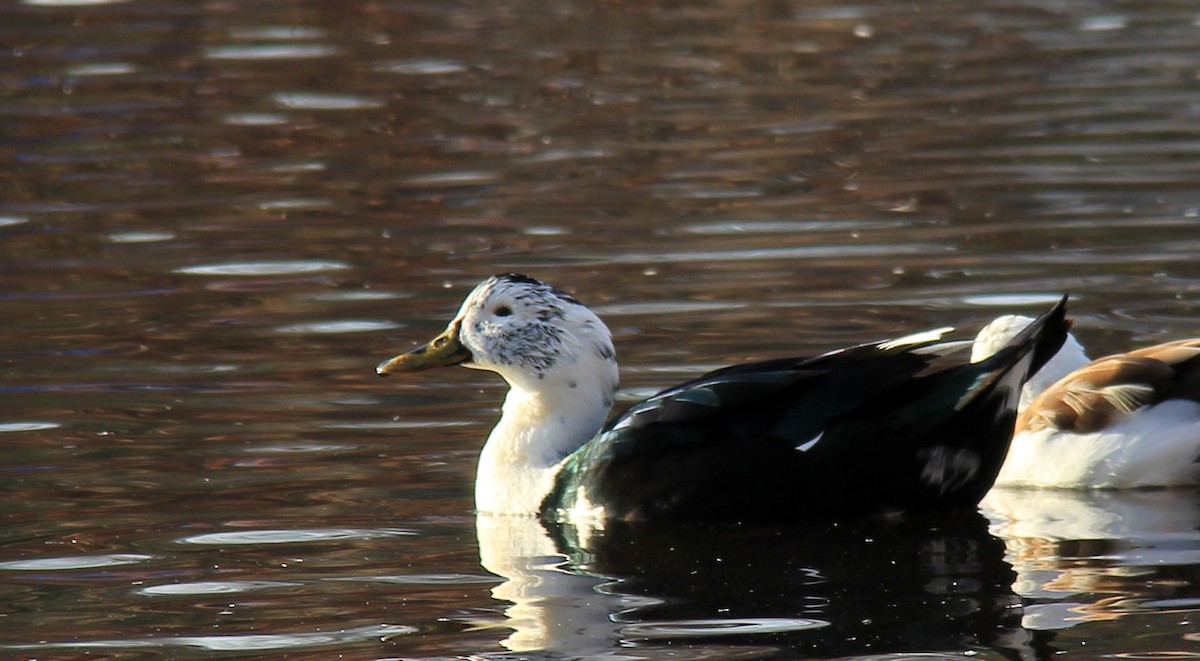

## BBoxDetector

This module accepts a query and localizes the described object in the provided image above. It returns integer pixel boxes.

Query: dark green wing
[543,296,1068,521]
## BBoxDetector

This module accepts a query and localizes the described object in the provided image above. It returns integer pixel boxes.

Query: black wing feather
[544,297,1068,522]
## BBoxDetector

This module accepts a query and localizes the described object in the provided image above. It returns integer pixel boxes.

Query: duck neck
[1019,333,1090,410]
[475,370,617,516]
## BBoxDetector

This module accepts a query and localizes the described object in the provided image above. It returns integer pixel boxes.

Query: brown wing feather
[1019,354,1175,433]
[1127,340,1200,403]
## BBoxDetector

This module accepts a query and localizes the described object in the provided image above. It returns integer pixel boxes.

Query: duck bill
[376,325,472,375]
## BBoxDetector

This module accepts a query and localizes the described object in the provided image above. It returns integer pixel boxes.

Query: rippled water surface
[4,0,1200,659]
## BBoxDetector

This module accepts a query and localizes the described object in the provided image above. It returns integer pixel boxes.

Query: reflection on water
[982,488,1200,635]
[3,0,1200,657]
[477,511,1036,659]
[12,624,420,654]
[0,553,154,571]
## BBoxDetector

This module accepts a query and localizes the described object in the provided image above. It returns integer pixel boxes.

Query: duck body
[1000,400,1200,488]
[975,320,1200,488]
[378,274,1069,522]
[549,312,1069,521]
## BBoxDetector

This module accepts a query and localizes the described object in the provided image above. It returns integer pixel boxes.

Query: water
[3,0,1200,658]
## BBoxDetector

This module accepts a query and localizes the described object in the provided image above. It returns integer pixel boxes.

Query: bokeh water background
[3,0,1200,658]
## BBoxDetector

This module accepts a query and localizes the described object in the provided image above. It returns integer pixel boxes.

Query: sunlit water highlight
[3,0,1200,659]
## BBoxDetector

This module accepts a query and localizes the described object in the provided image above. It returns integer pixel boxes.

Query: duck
[377,274,1069,522]
[973,315,1200,488]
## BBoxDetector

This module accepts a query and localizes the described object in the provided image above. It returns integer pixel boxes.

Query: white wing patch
[918,446,981,494]
[970,315,1033,362]
[912,339,973,356]
[878,327,954,351]
[794,430,824,452]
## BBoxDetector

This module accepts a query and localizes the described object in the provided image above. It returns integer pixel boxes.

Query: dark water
[4,0,1200,658]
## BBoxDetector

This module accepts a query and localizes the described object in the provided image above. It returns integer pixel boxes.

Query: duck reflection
[475,511,1048,659]
[980,487,1200,632]
[474,514,629,655]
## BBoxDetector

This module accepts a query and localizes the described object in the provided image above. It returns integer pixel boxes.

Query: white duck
[974,315,1200,488]
[377,274,1069,521]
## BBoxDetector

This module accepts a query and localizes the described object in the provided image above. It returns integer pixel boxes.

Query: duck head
[377,273,619,401]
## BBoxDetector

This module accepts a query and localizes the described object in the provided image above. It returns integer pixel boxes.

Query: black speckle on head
[535,306,564,322]
[488,320,565,375]
[591,340,616,362]
[495,273,585,307]
[497,273,543,287]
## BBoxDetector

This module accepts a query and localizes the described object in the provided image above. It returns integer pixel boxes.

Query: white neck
[971,314,1091,411]
[1017,332,1089,410]
[475,365,617,516]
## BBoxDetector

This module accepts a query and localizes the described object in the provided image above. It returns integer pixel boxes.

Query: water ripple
[22,0,128,5]
[256,198,334,211]
[272,92,383,110]
[178,528,417,545]
[680,219,914,235]
[306,290,410,302]
[850,655,989,661]
[326,573,498,585]
[65,62,136,76]
[229,26,327,41]
[321,420,477,430]
[253,442,353,453]
[0,421,62,432]
[223,112,290,126]
[108,231,175,243]
[595,243,949,265]
[9,624,415,652]
[621,617,829,638]
[593,301,745,316]
[376,58,468,75]
[961,293,1070,307]
[139,580,303,596]
[204,44,338,60]
[175,260,350,276]
[1079,15,1128,31]
[275,320,401,334]
[0,553,153,571]
[400,170,500,188]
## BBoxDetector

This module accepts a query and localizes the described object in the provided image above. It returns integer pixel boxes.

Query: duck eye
[494,306,513,317]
